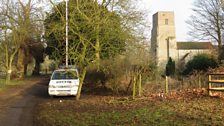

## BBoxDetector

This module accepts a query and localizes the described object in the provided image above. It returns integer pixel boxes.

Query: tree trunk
[32,60,40,76]
[6,54,15,82]
[216,13,222,63]
[24,63,28,76]
[76,66,87,100]
[95,24,100,71]
[5,45,10,82]
[95,43,100,71]
[17,47,25,79]
[6,69,11,82]
[218,45,222,63]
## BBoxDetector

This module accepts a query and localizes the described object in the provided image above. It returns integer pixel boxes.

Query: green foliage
[183,54,218,75]
[45,0,148,99]
[44,0,127,63]
[165,57,175,76]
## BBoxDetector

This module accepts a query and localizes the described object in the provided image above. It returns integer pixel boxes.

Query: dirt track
[0,76,50,126]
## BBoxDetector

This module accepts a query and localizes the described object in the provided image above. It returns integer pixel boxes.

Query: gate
[208,73,224,96]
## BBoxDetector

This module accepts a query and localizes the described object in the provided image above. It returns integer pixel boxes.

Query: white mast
[65,0,68,67]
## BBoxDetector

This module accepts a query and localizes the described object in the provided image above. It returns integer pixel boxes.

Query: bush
[83,57,131,95]
[101,57,131,94]
[85,55,157,95]
[183,54,218,75]
[165,57,175,76]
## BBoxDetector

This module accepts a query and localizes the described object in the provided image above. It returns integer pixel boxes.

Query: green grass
[0,76,47,92]
[35,96,224,126]
[0,79,26,92]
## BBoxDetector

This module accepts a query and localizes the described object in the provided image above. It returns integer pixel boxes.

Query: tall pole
[65,0,68,68]
[166,37,170,61]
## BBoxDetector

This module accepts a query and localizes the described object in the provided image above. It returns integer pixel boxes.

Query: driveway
[0,76,50,126]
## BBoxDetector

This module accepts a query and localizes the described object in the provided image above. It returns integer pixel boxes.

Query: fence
[143,72,208,94]
[208,73,224,96]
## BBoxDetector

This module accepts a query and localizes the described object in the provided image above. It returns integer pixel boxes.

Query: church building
[150,11,214,69]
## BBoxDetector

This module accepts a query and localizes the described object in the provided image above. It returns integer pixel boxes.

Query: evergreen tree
[165,57,175,76]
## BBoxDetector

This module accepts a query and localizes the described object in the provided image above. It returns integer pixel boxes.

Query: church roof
[177,42,214,50]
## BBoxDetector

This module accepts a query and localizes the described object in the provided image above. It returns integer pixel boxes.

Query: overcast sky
[141,0,194,41]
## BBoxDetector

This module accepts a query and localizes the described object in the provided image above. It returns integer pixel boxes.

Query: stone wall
[177,49,214,62]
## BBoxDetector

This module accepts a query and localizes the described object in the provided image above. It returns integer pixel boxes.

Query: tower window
[165,19,168,25]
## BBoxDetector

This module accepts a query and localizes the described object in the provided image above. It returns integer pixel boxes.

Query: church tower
[151,11,177,69]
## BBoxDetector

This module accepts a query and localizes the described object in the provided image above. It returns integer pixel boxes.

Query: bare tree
[0,0,45,80]
[0,0,21,81]
[187,0,224,61]
[15,0,45,78]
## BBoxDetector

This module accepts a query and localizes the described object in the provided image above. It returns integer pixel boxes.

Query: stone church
[151,11,214,69]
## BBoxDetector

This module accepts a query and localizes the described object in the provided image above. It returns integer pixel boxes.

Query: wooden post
[198,75,201,88]
[208,74,212,96]
[138,74,142,96]
[165,76,169,93]
[132,75,136,99]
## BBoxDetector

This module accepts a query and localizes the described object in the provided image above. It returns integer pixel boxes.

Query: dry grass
[34,89,224,126]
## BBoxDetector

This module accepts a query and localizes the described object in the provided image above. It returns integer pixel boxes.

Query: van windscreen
[52,71,78,80]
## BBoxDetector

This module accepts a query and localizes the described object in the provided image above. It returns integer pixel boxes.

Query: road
[0,76,50,126]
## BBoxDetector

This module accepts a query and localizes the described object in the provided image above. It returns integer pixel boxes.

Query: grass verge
[34,92,224,126]
[0,79,25,91]
[0,76,43,92]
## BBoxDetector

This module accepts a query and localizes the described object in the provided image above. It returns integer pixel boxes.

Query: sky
[141,0,195,41]
[44,0,195,41]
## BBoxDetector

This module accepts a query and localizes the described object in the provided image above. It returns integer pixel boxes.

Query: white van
[48,68,79,96]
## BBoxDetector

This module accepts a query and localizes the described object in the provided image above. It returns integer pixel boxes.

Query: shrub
[183,54,218,75]
[165,57,175,76]
[86,55,157,95]
[101,57,131,94]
